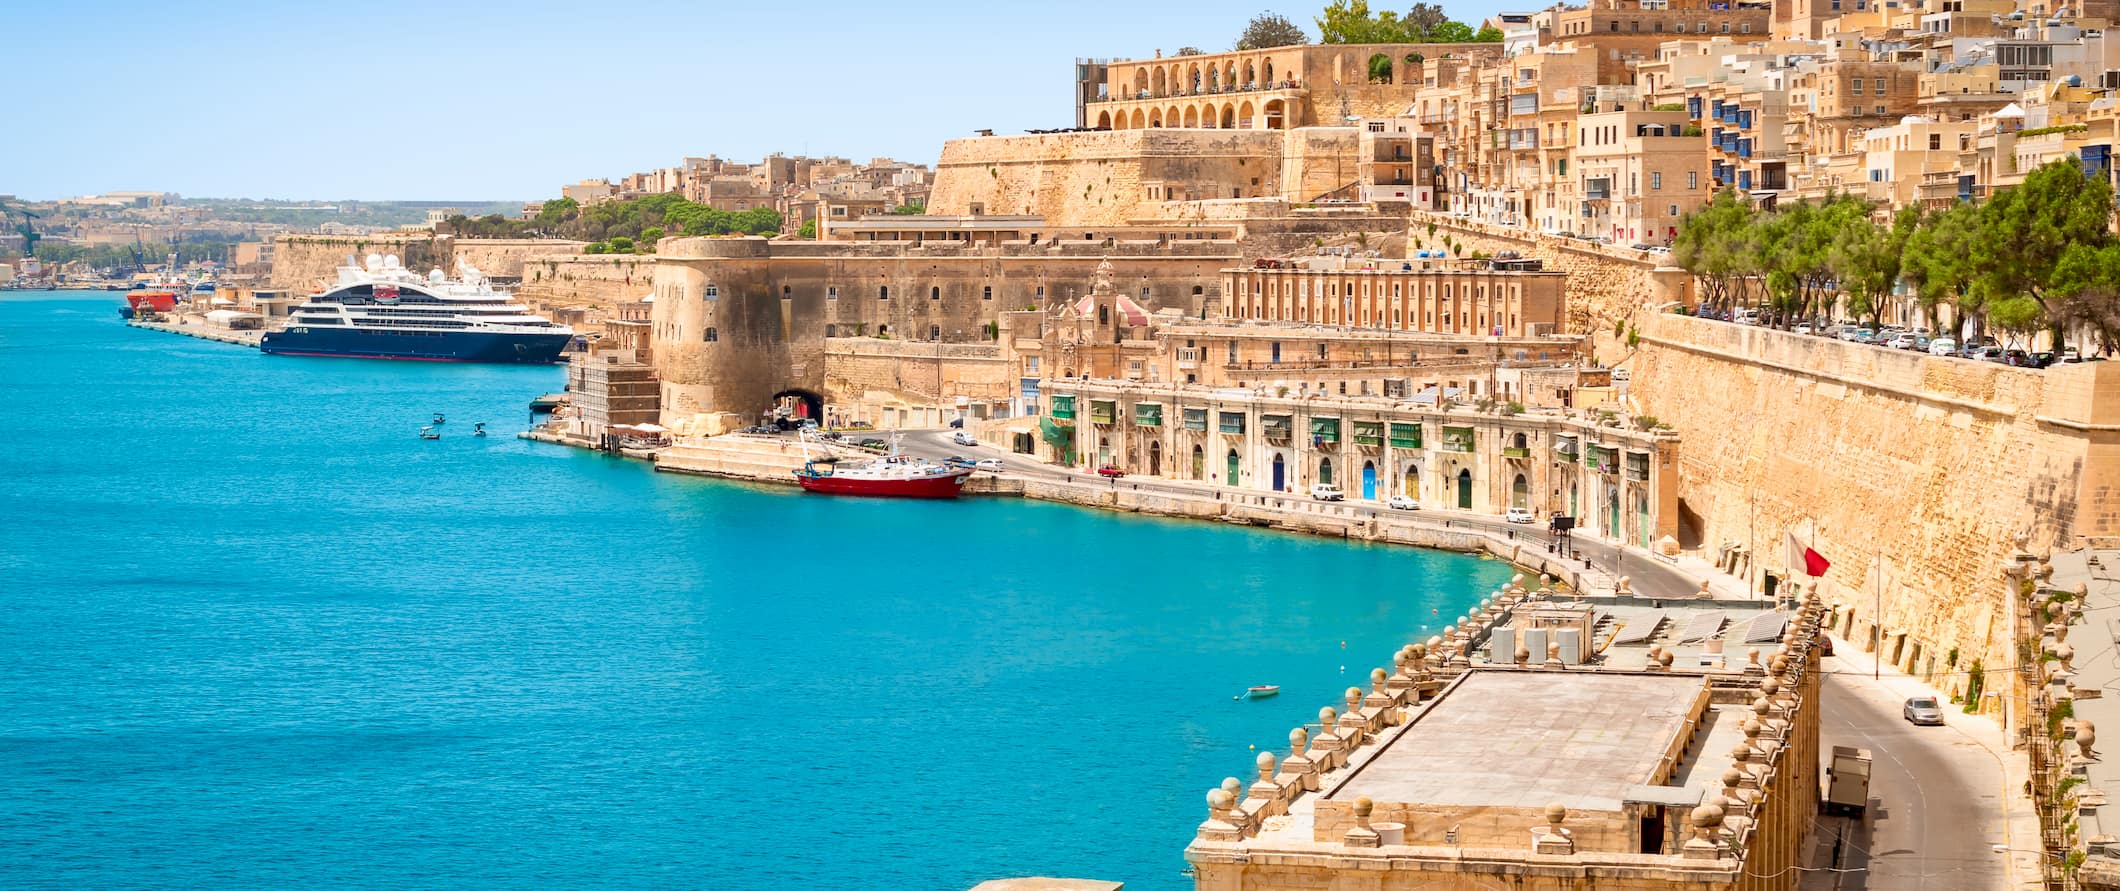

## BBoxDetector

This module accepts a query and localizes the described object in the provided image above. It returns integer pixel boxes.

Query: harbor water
[0,292,1511,890]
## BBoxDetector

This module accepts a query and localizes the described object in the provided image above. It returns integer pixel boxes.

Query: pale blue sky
[7,0,1507,201]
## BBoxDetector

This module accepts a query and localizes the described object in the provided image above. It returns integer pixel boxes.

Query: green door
[1456,469,1472,509]
[1227,450,1240,486]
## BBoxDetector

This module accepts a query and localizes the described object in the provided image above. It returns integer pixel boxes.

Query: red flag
[1803,547,1831,577]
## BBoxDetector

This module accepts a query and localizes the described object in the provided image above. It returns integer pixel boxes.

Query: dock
[126,318,263,348]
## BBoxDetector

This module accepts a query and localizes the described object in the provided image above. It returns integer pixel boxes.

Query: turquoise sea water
[0,292,1510,890]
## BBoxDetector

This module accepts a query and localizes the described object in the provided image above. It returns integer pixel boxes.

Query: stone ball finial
[1762,677,1782,697]
[1730,742,1751,766]
[1207,787,1233,811]
[1747,647,1761,666]
[1372,667,1389,687]
[1319,706,1338,727]
[1257,750,1278,779]
[1692,801,1726,830]
[1346,687,1364,710]
[1742,718,1763,741]
[2058,643,2077,670]
[2081,720,2099,753]
[1222,777,1244,800]
[1546,802,1568,826]
[1752,697,1771,719]
[1354,796,1375,819]
[1290,727,1309,751]
[1515,646,1531,665]
[1427,635,1444,651]
[1659,649,1676,668]
[2079,582,2093,597]
[1721,767,1745,791]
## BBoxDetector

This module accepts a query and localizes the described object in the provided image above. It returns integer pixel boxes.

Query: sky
[5,0,1509,202]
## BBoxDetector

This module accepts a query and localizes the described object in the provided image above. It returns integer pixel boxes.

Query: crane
[0,196,40,256]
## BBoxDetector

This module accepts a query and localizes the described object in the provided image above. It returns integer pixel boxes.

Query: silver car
[1903,696,1946,726]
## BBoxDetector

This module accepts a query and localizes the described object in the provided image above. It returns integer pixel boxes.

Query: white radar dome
[365,253,383,271]
[383,254,401,269]
[429,269,446,283]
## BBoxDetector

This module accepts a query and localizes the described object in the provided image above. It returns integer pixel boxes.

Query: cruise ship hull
[260,328,572,363]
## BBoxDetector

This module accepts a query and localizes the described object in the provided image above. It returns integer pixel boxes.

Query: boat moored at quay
[259,254,573,363]
[791,434,973,498]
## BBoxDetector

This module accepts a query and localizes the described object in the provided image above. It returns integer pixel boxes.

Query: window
[1876,105,1886,115]
[982,285,992,300]
[1669,204,1680,216]
[930,286,941,300]
[1650,171,1662,190]
[879,285,890,300]
[1852,79,1863,96]
[704,285,719,298]
[1740,22,1750,32]
[929,324,941,340]
[1687,171,1698,189]
[827,286,838,300]
[703,327,718,342]
[1875,77,1887,95]
[1929,133,1941,150]
[781,285,792,299]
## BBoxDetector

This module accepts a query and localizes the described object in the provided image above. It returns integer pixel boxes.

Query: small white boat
[473,423,488,437]
[432,413,446,425]
[1244,685,1280,699]
[418,426,440,440]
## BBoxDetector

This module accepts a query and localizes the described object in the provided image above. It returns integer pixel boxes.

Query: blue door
[1361,462,1377,500]
[1271,454,1285,491]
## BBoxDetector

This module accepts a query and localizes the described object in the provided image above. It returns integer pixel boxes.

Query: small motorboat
[418,426,440,440]
[473,423,487,437]
[1243,685,1280,700]
[432,413,446,425]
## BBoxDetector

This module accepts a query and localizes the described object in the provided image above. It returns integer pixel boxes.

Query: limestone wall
[270,235,584,292]
[1627,312,2119,688]
[517,254,655,313]
[931,130,1291,227]
[1406,214,1678,355]
[820,338,1012,424]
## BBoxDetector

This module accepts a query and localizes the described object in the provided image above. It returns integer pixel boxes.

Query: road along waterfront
[2,291,1518,890]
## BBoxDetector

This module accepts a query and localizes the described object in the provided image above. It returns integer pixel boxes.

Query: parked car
[1914,336,1933,352]
[1310,483,1346,501]
[1096,464,1126,478]
[2031,351,2056,367]
[1387,494,1420,511]
[1885,332,1920,350]
[1839,327,1875,343]
[1902,696,1946,726]
[943,455,972,466]
[1505,506,1537,524]
[1793,323,1815,336]
[947,417,964,428]
[1928,337,1959,357]
[2062,347,2084,363]
[2003,349,2036,367]
[857,438,887,450]
[1629,243,1655,251]
[952,431,978,446]
[1969,345,2005,363]
[974,458,1005,471]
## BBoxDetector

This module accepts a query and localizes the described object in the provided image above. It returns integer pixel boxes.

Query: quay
[126,317,263,348]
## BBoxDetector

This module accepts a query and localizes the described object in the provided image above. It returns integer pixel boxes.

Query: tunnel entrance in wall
[1675,499,1705,551]
[771,389,824,425]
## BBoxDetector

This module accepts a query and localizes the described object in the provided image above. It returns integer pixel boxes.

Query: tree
[1403,2,1448,33]
[639,226,664,250]
[1426,20,1476,41]
[1472,23,1505,41]
[1367,52,1395,82]
[1964,158,2115,341]
[797,219,817,239]
[1175,46,1204,55]
[1317,0,1410,43]
[1236,11,1307,49]
[608,236,633,253]
[1673,190,1763,310]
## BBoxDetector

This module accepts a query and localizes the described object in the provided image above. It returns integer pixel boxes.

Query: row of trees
[1234,5,1501,51]
[438,193,783,253]
[22,239,235,269]
[1672,158,2120,350]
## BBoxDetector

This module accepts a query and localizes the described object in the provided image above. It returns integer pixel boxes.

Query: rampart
[270,235,584,292]
[517,253,656,313]
[1406,213,1676,350]
[1628,311,2120,691]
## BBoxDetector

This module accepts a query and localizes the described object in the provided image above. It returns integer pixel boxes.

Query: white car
[974,458,1004,471]
[1928,337,1959,357]
[1310,483,1346,502]
[1505,507,1537,524]
[1793,323,1814,336]
[951,431,977,446]
[1387,494,1420,511]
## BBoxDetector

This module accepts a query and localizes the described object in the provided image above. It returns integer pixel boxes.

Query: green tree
[1472,23,1505,41]
[584,242,608,255]
[1175,46,1204,55]
[1236,11,1308,49]
[1367,52,1395,81]
[797,219,817,239]
[1673,190,1763,311]
[1403,2,1448,33]
[1965,158,2115,339]
[1317,0,1411,42]
[1901,200,1981,331]
[1426,20,1476,41]
[608,236,633,253]
[1832,204,1916,326]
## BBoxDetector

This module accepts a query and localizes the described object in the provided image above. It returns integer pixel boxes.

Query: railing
[1094,80,1308,102]
[1503,446,1532,458]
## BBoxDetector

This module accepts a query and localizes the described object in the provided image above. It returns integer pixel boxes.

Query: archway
[1243,61,1256,86]
[771,388,824,424]
[1367,52,1393,83]
[1149,110,1163,128]
[1152,67,1167,96]
[1149,441,1162,476]
[1361,460,1377,500]
[1404,463,1419,497]
[1607,490,1620,538]
[1456,468,1473,509]
[1220,104,1236,128]
[1130,109,1146,128]
[1238,101,1255,128]
[1226,449,1240,486]
[1263,99,1286,130]
[1182,106,1199,128]
[1133,68,1149,97]
[1512,473,1529,508]
[1192,443,1205,480]
[1512,432,1528,450]
[1263,59,1276,85]
[1166,105,1182,127]
[1187,63,1202,93]
[1096,110,1112,129]
[1318,457,1334,486]
[1271,453,1286,491]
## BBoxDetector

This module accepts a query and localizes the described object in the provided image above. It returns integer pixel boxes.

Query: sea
[0,291,1510,890]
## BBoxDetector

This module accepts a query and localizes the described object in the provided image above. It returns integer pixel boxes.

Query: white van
[1928,337,1959,357]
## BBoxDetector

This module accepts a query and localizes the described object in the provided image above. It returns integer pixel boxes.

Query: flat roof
[1327,670,1708,812]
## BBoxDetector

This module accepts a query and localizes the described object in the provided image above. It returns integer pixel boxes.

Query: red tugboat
[792,433,972,499]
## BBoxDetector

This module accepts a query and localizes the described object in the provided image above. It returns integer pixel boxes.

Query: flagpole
[1874,548,1882,681]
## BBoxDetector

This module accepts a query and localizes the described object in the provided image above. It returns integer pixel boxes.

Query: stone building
[1186,580,1828,891]
[1035,377,1679,546]
[1223,253,1567,337]
[1084,43,1501,133]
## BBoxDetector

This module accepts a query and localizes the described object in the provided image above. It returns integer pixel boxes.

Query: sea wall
[1627,311,2120,688]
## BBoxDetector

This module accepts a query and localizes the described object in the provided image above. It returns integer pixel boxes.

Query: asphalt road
[1803,656,2015,889]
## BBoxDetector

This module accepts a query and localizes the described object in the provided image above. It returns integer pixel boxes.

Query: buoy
[1341,640,1347,648]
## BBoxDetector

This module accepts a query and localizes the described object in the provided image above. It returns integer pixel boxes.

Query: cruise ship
[259,254,573,363]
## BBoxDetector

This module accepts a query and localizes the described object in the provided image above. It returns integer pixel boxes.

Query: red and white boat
[792,434,972,499]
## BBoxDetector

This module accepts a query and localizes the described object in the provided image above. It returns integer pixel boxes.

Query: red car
[1096,465,1126,478]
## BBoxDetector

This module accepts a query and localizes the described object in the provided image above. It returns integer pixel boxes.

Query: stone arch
[1243,60,1256,86]
[1207,65,1221,91]
[1153,67,1167,96]
[1132,67,1149,97]
[1220,104,1236,128]
[1130,108,1147,128]
[1223,61,1237,88]
[1512,473,1529,508]
[1096,110,1112,129]
[1367,52,1393,83]
[1238,101,1255,128]
[1319,456,1334,485]
[1264,98,1287,129]
[1332,52,1348,85]
[1166,105,1182,126]
[1191,443,1205,480]
[1180,106,1197,127]
[772,388,824,422]
[1513,431,1528,449]
[1404,463,1419,496]
[1149,109,1163,128]
[1187,63,1202,93]
[1264,58,1276,85]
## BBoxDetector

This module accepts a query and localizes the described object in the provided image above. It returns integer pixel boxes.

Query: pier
[126,317,263,348]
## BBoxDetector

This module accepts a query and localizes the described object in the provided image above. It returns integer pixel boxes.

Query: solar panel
[1744,613,1790,643]
[1677,611,1726,643]
[1611,613,1666,645]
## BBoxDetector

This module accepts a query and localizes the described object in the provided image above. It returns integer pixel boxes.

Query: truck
[1822,745,1873,816]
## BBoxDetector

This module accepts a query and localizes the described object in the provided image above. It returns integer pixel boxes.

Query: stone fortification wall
[649,236,1237,425]
[270,235,583,291]
[518,254,656,312]
[821,338,1011,423]
[1628,312,2120,690]
[931,130,1290,227]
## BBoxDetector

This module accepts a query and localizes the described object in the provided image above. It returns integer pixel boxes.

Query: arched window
[1319,457,1334,485]
[703,327,718,342]
[931,286,941,300]
[1098,304,1110,325]
[1513,432,1528,449]
[781,285,792,298]
[879,285,890,300]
